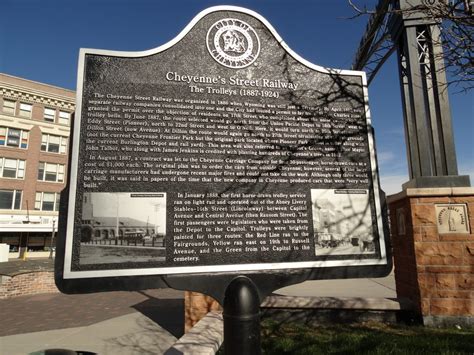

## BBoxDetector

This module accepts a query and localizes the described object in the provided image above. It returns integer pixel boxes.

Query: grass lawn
[261,320,474,354]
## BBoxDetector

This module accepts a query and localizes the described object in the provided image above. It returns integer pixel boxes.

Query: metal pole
[223,276,261,355]
[49,219,55,259]
[116,194,120,240]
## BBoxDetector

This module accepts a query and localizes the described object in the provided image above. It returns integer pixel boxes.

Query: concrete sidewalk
[0,288,185,355]
[1,312,177,355]
[0,258,396,298]
[276,272,396,298]
[0,259,396,354]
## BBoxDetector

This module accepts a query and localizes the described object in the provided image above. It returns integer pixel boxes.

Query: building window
[19,103,32,118]
[0,127,28,148]
[44,108,56,122]
[35,192,60,211]
[0,157,25,179]
[41,134,67,154]
[0,189,22,210]
[38,162,65,183]
[59,111,70,125]
[2,99,16,114]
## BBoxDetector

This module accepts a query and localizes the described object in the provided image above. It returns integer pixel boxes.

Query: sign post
[223,276,261,355]
[55,6,392,351]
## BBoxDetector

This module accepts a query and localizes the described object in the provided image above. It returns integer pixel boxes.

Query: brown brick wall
[0,272,58,299]
[389,191,474,320]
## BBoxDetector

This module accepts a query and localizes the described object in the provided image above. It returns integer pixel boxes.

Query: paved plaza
[0,258,396,354]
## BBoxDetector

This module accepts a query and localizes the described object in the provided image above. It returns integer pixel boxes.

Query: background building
[81,192,156,241]
[0,73,75,254]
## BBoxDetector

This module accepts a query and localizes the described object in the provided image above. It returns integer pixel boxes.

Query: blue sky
[1,0,472,194]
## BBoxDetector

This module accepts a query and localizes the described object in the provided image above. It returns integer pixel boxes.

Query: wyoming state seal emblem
[206,18,260,68]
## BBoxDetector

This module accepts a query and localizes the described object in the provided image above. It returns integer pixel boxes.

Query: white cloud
[379,174,409,195]
[458,163,474,185]
[376,151,396,165]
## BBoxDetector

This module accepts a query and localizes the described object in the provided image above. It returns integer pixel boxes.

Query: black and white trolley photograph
[79,192,167,265]
[311,188,376,256]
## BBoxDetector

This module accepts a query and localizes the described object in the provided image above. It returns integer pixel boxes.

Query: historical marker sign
[57,6,391,285]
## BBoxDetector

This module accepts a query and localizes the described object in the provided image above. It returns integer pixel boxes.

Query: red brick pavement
[0,288,184,337]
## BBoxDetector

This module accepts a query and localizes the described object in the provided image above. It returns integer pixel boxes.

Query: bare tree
[351,0,473,91]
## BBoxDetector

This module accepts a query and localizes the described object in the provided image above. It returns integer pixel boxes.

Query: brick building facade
[0,73,75,253]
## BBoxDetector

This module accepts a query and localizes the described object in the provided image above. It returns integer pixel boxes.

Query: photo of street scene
[79,192,167,265]
[311,189,375,256]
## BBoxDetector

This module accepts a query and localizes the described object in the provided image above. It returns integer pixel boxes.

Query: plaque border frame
[60,5,390,281]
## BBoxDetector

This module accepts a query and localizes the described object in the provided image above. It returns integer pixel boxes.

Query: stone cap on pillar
[387,186,474,204]
[402,176,471,191]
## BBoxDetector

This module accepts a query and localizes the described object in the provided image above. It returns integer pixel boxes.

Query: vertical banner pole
[223,276,261,355]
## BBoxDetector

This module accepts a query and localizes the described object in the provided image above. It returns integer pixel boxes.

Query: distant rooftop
[0,72,75,99]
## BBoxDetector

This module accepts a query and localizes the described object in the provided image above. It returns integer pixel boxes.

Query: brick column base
[0,272,58,298]
[184,291,222,332]
[388,188,473,326]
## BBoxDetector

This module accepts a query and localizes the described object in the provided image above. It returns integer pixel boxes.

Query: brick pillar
[388,188,473,326]
[184,291,222,332]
